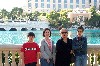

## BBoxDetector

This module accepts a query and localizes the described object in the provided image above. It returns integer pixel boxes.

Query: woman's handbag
[71,53,76,63]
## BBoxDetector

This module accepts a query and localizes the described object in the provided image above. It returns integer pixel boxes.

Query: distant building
[68,8,91,25]
[25,0,100,13]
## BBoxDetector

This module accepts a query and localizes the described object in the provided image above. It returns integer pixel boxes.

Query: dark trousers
[25,62,37,66]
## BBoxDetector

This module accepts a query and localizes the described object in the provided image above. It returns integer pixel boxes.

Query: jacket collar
[76,35,83,40]
[60,37,69,42]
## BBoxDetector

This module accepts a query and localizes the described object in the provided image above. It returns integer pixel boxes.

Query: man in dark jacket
[72,26,87,66]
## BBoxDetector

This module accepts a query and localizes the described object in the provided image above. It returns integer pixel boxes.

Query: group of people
[21,26,87,66]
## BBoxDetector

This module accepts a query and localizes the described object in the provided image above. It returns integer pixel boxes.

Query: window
[58,4,61,9]
[28,10,30,11]
[94,0,97,7]
[82,5,85,8]
[76,0,79,4]
[47,0,50,2]
[41,3,44,8]
[89,0,91,3]
[58,0,61,3]
[41,0,44,2]
[28,0,31,2]
[35,3,38,8]
[64,0,67,3]
[70,5,73,9]
[28,3,31,8]
[53,0,55,3]
[64,4,67,8]
[53,4,56,9]
[35,0,38,2]
[94,0,97,3]
[70,0,73,3]
[47,4,50,8]
[76,5,79,8]
[82,0,85,4]
[99,5,100,10]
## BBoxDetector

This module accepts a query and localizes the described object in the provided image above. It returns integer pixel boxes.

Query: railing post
[11,51,16,66]
[0,51,2,66]
[4,51,9,66]
[18,51,22,66]
[94,51,98,66]
[87,51,91,66]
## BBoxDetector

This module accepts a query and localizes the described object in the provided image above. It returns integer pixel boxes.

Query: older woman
[40,28,55,66]
[55,28,72,66]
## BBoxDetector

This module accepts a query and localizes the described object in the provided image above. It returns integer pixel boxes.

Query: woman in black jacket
[55,28,72,66]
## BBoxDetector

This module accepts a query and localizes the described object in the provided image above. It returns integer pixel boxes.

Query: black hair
[43,28,51,37]
[27,32,35,37]
[77,25,84,32]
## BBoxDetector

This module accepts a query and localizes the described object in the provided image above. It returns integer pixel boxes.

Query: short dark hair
[43,28,51,37]
[27,32,35,37]
[77,26,84,32]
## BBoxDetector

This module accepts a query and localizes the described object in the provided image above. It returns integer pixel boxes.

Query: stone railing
[0,44,22,66]
[0,44,100,66]
[87,44,100,66]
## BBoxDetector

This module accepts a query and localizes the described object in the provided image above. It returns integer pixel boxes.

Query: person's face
[28,36,34,41]
[60,30,68,38]
[77,29,83,37]
[44,30,50,37]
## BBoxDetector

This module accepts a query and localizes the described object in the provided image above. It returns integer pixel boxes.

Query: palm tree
[11,7,23,20]
[1,9,8,19]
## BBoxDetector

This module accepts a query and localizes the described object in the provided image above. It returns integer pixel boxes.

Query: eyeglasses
[61,32,68,34]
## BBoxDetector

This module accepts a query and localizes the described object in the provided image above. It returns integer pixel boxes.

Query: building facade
[25,0,100,13]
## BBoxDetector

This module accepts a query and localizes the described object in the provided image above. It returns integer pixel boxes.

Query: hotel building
[25,0,100,13]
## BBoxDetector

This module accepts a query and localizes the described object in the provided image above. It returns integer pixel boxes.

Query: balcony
[0,44,100,66]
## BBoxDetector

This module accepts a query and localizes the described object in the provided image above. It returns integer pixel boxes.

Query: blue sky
[0,0,26,11]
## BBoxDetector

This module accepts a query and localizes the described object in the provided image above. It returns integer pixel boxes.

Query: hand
[36,63,39,66]
[70,50,73,54]
[47,59,50,63]
[36,61,39,66]
[22,63,25,66]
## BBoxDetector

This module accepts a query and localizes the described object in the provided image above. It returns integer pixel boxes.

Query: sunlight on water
[0,29,100,44]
